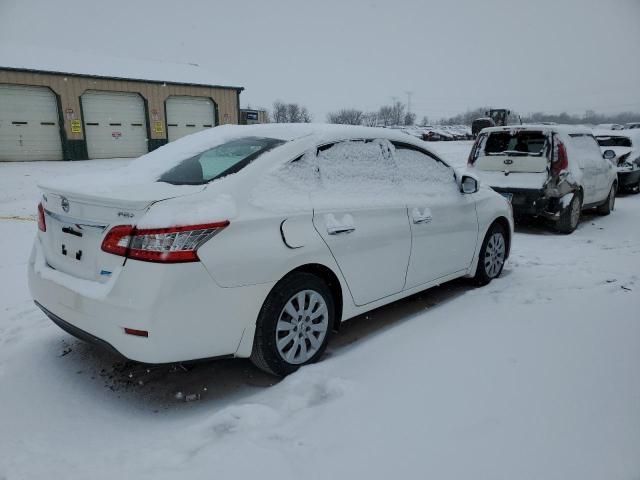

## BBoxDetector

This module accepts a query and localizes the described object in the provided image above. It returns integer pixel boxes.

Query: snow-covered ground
[1,142,639,479]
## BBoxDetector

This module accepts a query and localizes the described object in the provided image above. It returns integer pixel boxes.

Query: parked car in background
[596,123,624,130]
[29,124,513,376]
[468,125,617,233]
[625,122,640,130]
[594,129,640,193]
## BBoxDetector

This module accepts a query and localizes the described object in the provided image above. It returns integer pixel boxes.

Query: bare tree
[390,101,405,126]
[403,112,416,126]
[300,107,312,123]
[286,103,301,122]
[271,101,312,123]
[361,112,379,127]
[327,109,364,125]
[377,106,394,126]
[419,115,430,126]
[271,100,288,123]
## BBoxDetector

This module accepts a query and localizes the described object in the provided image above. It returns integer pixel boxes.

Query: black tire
[473,222,507,286]
[597,184,616,215]
[250,272,334,377]
[556,191,582,234]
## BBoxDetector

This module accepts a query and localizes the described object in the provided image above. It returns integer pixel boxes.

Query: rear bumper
[489,187,552,216]
[35,301,123,358]
[28,239,273,364]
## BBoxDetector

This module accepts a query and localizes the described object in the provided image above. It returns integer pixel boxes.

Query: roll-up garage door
[166,96,215,142]
[0,84,63,161]
[82,91,148,159]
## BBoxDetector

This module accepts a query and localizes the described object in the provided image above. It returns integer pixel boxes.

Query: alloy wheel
[276,290,329,364]
[484,232,506,278]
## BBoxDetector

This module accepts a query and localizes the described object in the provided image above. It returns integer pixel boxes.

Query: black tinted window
[596,136,632,148]
[485,131,547,156]
[158,137,285,185]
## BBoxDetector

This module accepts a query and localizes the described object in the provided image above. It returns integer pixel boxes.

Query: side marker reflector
[124,328,149,338]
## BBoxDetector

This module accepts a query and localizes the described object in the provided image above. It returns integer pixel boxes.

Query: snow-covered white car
[29,124,513,376]
[596,123,624,131]
[594,129,640,193]
[467,125,618,233]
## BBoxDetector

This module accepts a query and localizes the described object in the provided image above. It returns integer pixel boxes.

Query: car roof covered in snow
[172,123,433,145]
[481,124,594,135]
[0,44,243,90]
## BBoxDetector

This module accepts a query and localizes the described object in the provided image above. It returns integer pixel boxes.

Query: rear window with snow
[484,131,548,156]
[158,136,285,185]
[595,136,632,148]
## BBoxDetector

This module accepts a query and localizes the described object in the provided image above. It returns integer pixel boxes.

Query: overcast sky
[1,0,639,122]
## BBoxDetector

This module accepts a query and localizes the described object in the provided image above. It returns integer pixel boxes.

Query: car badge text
[61,196,70,213]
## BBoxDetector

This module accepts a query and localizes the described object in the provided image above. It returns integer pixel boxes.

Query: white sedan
[29,124,513,376]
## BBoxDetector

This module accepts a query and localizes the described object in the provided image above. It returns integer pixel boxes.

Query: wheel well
[491,216,512,257]
[287,264,344,331]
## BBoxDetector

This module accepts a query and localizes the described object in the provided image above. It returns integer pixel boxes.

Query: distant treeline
[440,108,640,126]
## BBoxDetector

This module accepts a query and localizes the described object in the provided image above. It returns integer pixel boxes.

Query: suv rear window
[158,136,285,185]
[595,136,632,148]
[484,131,547,156]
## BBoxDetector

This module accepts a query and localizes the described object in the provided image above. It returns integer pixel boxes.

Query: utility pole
[405,91,413,114]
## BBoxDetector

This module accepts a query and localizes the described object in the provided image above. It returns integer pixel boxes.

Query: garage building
[0,50,244,161]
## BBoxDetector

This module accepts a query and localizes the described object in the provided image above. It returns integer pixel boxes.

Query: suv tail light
[551,138,568,176]
[37,202,47,232]
[467,134,485,166]
[101,221,229,263]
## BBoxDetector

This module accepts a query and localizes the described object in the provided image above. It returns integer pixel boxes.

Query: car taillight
[467,134,485,166]
[551,138,568,176]
[101,221,229,263]
[37,202,46,232]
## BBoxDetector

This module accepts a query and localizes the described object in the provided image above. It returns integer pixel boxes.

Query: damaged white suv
[468,125,617,233]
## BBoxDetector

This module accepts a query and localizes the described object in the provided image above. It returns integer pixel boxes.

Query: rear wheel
[557,191,582,234]
[597,184,616,215]
[250,272,334,377]
[473,223,507,286]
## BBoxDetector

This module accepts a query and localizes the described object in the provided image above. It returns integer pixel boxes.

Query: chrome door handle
[413,216,432,224]
[327,226,356,235]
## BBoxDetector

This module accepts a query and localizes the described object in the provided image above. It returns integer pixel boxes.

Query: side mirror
[603,149,616,160]
[460,175,478,194]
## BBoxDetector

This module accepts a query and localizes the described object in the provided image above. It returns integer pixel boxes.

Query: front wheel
[473,223,507,286]
[250,272,334,377]
[597,184,616,215]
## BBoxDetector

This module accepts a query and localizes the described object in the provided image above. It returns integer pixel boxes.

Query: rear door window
[314,139,401,207]
[569,134,602,164]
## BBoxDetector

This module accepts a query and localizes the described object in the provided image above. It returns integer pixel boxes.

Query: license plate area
[44,217,103,280]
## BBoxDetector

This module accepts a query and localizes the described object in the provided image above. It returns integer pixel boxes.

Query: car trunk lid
[38,182,204,282]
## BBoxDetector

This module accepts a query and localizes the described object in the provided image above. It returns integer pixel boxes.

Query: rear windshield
[158,136,285,185]
[596,136,632,148]
[484,131,547,156]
